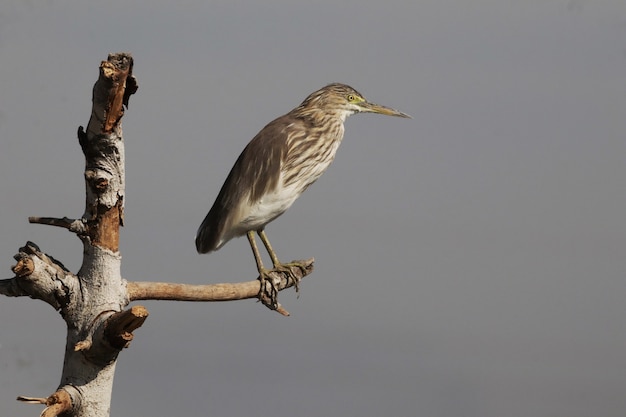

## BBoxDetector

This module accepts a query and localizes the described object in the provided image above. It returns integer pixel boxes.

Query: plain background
[1,1,625,416]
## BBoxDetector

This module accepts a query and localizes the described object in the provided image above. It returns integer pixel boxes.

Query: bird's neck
[291,105,353,123]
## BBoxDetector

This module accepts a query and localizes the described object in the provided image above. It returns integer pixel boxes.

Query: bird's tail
[195,213,221,254]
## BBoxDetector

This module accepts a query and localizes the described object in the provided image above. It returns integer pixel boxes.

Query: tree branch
[0,277,29,297]
[28,216,87,234]
[104,305,149,349]
[126,258,314,316]
[41,389,73,417]
[2,242,78,312]
[17,388,73,417]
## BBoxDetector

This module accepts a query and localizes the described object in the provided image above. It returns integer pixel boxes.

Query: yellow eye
[347,94,356,101]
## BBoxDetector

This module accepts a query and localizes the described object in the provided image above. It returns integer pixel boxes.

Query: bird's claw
[257,261,307,314]
[258,269,282,311]
[273,262,304,296]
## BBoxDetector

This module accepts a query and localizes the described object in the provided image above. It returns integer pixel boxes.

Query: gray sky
[1,1,625,416]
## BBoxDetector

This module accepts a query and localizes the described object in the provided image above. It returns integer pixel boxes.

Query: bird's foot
[257,260,311,315]
[258,268,285,314]
[272,262,306,296]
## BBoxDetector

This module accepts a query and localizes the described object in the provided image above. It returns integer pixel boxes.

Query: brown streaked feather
[195,83,404,255]
[195,114,308,253]
[282,113,343,189]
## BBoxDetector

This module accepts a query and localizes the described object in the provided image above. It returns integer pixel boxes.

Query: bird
[196,83,410,306]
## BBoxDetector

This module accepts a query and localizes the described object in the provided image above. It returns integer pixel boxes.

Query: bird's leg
[257,229,281,268]
[258,229,302,294]
[247,230,267,274]
[247,231,280,310]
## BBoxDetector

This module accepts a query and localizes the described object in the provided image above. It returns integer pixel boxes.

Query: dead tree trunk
[0,53,312,417]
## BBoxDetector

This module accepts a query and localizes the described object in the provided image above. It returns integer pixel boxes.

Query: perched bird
[196,83,410,303]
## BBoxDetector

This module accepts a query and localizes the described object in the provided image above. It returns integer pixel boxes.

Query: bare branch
[4,243,77,310]
[16,396,47,404]
[41,389,73,417]
[0,277,29,297]
[127,258,313,301]
[17,389,73,417]
[104,305,149,349]
[127,279,260,301]
[126,258,314,315]
[28,217,87,234]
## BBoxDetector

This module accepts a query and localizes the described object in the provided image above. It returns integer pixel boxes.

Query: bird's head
[294,83,411,121]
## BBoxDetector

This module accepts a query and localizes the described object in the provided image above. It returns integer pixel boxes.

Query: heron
[196,83,410,307]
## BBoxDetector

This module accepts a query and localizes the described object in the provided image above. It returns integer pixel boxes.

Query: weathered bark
[0,53,314,417]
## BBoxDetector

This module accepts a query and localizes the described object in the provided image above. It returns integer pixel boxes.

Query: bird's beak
[359,101,412,118]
